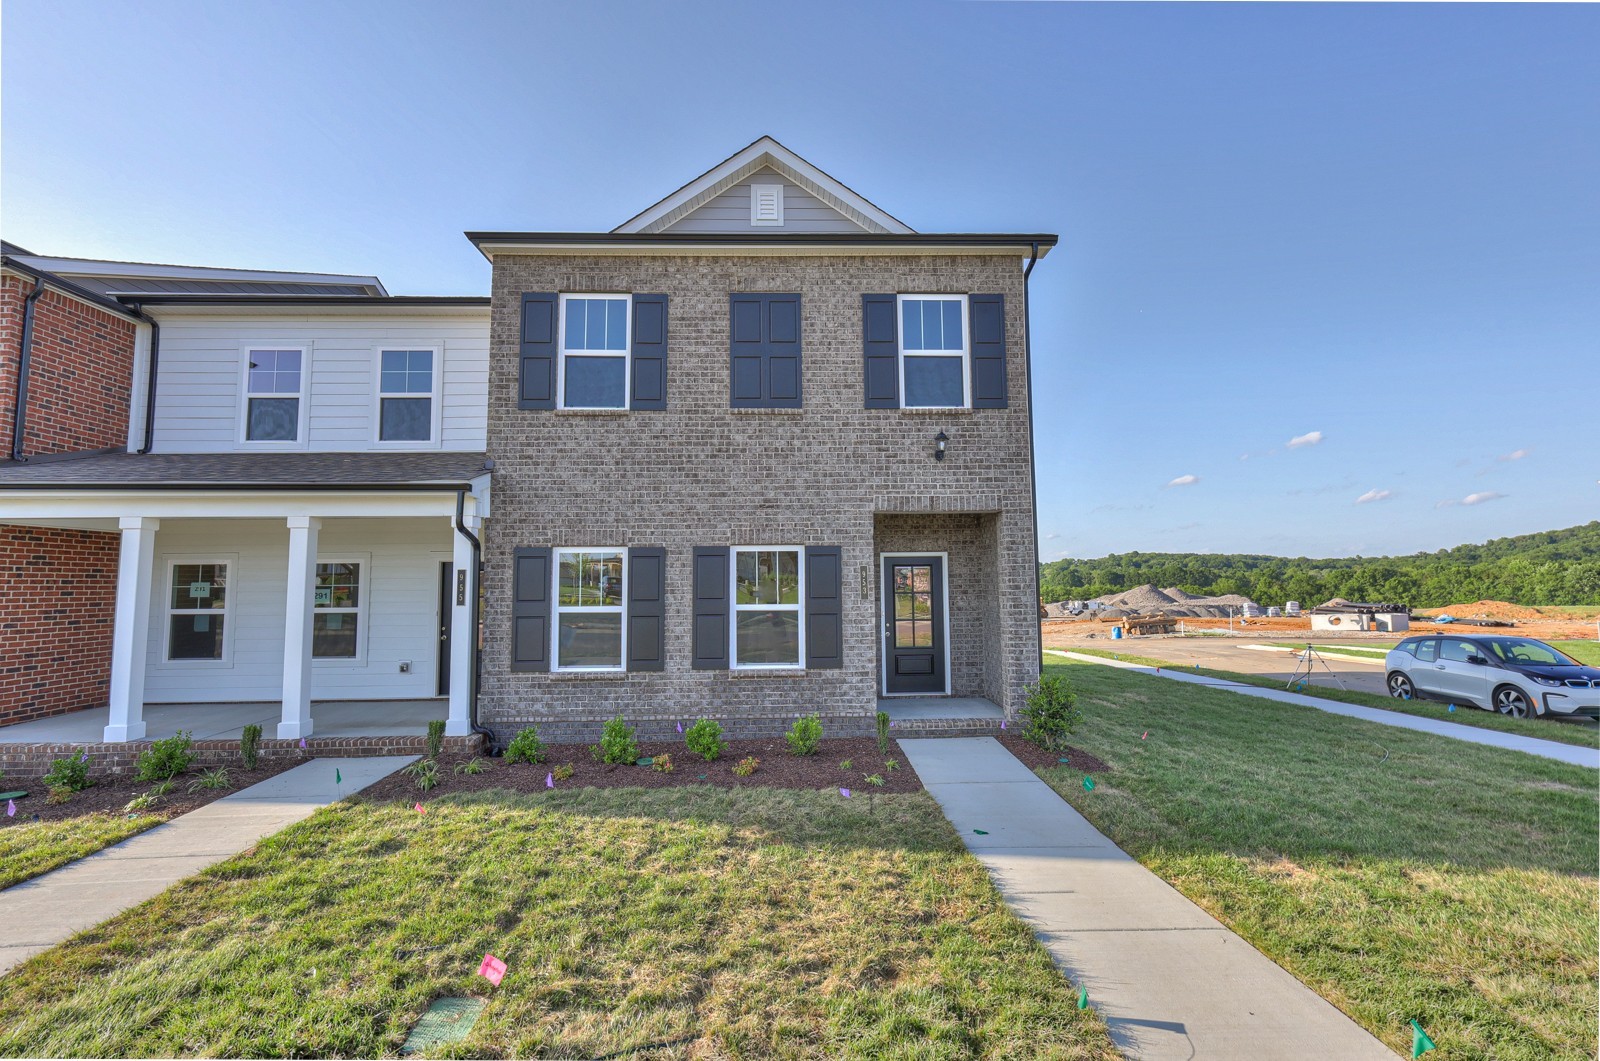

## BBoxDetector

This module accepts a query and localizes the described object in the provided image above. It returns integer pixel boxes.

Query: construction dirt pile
[1433,600,1549,621]
[1087,584,1259,619]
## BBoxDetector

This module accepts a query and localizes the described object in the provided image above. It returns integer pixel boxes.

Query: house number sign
[456,569,467,606]
[314,587,332,606]
[189,581,211,599]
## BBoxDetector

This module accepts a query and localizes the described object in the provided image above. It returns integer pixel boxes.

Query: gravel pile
[1087,584,1259,619]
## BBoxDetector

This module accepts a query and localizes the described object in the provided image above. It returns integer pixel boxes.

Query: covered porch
[0,698,446,744]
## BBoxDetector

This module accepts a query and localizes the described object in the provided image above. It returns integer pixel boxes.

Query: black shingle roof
[0,451,490,490]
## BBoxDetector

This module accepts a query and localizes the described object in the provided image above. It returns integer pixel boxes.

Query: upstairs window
[378,349,435,442]
[898,296,968,409]
[560,295,631,409]
[245,349,303,441]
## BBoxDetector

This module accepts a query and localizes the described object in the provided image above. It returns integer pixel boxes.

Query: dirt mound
[1093,584,1179,610]
[1435,600,1546,620]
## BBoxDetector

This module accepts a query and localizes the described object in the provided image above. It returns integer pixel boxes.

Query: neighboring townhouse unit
[0,246,490,740]
[471,137,1055,741]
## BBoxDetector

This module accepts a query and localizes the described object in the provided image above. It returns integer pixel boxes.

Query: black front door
[882,556,946,695]
[437,562,453,697]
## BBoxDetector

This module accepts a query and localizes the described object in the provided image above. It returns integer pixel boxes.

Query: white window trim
[896,294,970,410]
[551,547,628,672]
[238,345,310,447]
[750,182,785,227]
[312,555,369,665]
[730,545,807,670]
[161,554,237,667]
[876,551,952,697]
[373,345,444,447]
[557,293,632,411]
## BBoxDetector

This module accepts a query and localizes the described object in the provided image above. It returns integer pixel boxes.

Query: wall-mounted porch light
[934,431,949,462]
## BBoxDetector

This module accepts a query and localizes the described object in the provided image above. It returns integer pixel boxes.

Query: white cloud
[1287,431,1324,449]
[1355,489,1394,504]
[1165,474,1200,488]
[1496,448,1531,462]
[1462,491,1506,506]
[1044,532,1060,540]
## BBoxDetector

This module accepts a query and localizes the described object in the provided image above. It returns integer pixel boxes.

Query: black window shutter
[969,293,1007,409]
[627,547,666,671]
[630,294,668,410]
[804,546,843,669]
[519,293,558,410]
[862,294,900,408]
[511,547,551,672]
[691,546,730,669]
[729,293,802,409]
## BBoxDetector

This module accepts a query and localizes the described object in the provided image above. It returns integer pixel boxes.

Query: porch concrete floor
[0,699,446,744]
[878,696,1004,721]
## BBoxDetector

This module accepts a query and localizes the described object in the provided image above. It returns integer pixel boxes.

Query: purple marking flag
[79,751,89,763]
[840,787,852,798]
[299,737,308,750]
[6,799,14,818]
[478,953,507,986]
[545,772,554,789]
[676,720,684,734]
[1000,720,1006,730]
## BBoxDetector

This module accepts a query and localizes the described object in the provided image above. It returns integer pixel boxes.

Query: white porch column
[105,516,159,742]
[446,514,479,737]
[277,515,321,740]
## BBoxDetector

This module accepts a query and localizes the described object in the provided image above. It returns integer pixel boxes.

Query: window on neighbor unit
[732,547,803,667]
[554,548,625,669]
[313,561,361,658]
[245,349,303,441]
[378,349,435,442]
[168,562,228,660]
[559,295,630,409]
[898,295,968,408]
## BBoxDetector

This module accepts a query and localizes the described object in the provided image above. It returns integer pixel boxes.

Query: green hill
[1039,521,1600,608]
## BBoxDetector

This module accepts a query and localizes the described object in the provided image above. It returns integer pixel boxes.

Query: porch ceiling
[0,700,447,744]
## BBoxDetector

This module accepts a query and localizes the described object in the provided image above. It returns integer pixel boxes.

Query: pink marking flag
[477,953,507,986]
[545,772,554,789]
[840,787,852,798]
[414,802,426,813]
[1141,731,1148,740]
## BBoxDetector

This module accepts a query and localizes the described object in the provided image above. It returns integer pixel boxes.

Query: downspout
[1022,242,1043,683]
[10,279,47,461]
[454,488,498,753]
[137,310,161,454]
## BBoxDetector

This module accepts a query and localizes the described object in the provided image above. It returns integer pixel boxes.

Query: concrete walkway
[900,737,1395,1060]
[0,756,414,975]
[1052,649,1599,770]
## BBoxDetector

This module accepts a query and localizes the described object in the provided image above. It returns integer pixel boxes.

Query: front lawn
[1037,659,1599,1060]
[0,813,164,890]
[0,786,1118,1060]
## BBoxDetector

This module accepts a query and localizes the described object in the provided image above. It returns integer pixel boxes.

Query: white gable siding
[662,169,868,234]
[149,311,489,452]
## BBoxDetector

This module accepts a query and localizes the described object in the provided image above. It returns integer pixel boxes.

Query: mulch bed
[0,760,301,828]
[997,734,1110,775]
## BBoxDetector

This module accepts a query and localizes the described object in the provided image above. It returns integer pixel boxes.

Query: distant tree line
[1038,522,1600,609]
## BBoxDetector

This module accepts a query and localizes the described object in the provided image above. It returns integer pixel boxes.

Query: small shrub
[1020,674,1083,753]
[552,763,574,781]
[46,786,73,805]
[135,731,195,782]
[864,773,886,788]
[426,719,446,761]
[504,726,547,765]
[404,759,439,791]
[884,758,900,772]
[593,716,639,765]
[684,718,727,762]
[454,757,487,775]
[839,759,853,770]
[652,753,675,774]
[240,724,262,770]
[785,714,823,756]
[148,779,176,797]
[877,710,891,754]
[733,755,760,777]
[123,792,161,813]
[43,751,93,793]
[187,767,231,793]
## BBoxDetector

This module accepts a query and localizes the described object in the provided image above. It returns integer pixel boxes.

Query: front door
[437,562,453,697]
[882,556,946,695]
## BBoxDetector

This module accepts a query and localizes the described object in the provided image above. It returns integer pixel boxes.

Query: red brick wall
[0,273,138,457]
[0,525,120,726]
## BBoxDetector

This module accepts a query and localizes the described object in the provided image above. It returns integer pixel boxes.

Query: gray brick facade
[480,253,1038,744]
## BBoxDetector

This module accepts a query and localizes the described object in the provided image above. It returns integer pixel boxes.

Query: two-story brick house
[470,137,1054,741]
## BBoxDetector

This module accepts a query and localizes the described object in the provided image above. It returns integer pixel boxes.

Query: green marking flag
[335,768,342,785]
[1410,1020,1436,1058]
[1082,776,1095,792]
[1077,985,1089,1010]
[973,829,989,835]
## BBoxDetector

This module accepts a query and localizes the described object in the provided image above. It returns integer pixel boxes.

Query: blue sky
[4,1,1596,559]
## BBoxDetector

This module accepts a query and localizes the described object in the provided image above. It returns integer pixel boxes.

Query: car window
[1413,639,1438,663]
[1439,640,1474,663]
[1392,640,1417,657]
[1484,638,1577,666]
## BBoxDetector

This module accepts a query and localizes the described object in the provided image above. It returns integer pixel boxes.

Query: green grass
[0,813,164,890]
[1036,660,1598,1061]
[1553,640,1600,666]
[1268,641,1392,658]
[1056,647,1600,748]
[1269,639,1600,666]
[0,787,1118,1060]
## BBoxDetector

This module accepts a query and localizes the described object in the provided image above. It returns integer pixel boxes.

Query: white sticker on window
[190,582,211,598]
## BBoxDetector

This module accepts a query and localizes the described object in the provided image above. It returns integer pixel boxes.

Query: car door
[1408,638,1442,696]
[1434,639,1490,707]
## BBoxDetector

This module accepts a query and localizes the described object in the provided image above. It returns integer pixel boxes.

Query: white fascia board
[144,303,489,320]
[479,241,1052,259]
[0,490,482,522]
[8,255,388,295]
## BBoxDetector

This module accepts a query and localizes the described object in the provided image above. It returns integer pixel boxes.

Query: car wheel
[1494,685,1533,719]
[1388,672,1415,700]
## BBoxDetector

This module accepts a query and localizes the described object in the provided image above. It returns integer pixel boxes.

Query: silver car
[1385,635,1600,720]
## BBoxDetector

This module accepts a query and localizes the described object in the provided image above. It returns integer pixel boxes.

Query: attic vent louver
[751,183,784,227]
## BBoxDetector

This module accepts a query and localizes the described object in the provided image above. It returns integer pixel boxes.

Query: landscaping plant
[591,716,639,764]
[504,726,547,765]
[1020,674,1082,753]
[884,758,900,772]
[864,773,886,788]
[839,759,853,771]
[135,731,195,782]
[454,757,487,775]
[426,719,446,761]
[187,767,231,793]
[876,709,891,753]
[552,763,574,781]
[148,780,176,797]
[239,724,262,770]
[42,751,93,793]
[122,792,161,813]
[683,718,727,762]
[732,755,759,777]
[652,753,675,774]
[404,759,439,791]
[785,714,822,756]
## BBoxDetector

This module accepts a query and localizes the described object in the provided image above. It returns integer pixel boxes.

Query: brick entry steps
[0,734,483,779]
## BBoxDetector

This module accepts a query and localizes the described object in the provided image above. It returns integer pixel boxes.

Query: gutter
[454,488,497,753]
[136,309,160,453]
[10,280,46,461]
[1022,241,1044,687]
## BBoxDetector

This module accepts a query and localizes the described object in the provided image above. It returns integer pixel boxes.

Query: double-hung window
[554,549,626,669]
[378,349,436,442]
[897,295,968,409]
[559,294,630,409]
[313,561,361,659]
[244,349,304,441]
[168,561,229,660]
[732,547,804,668]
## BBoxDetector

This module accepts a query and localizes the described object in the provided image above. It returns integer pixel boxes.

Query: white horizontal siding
[142,517,455,703]
[149,313,489,452]
[664,169,868,233]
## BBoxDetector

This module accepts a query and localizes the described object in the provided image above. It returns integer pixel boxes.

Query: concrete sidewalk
[0,755,414,975]
[1052,649,1600,770]
[900,737,1395,1060]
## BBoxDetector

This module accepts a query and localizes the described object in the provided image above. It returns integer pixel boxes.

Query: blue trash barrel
[1111,626,1123,639]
